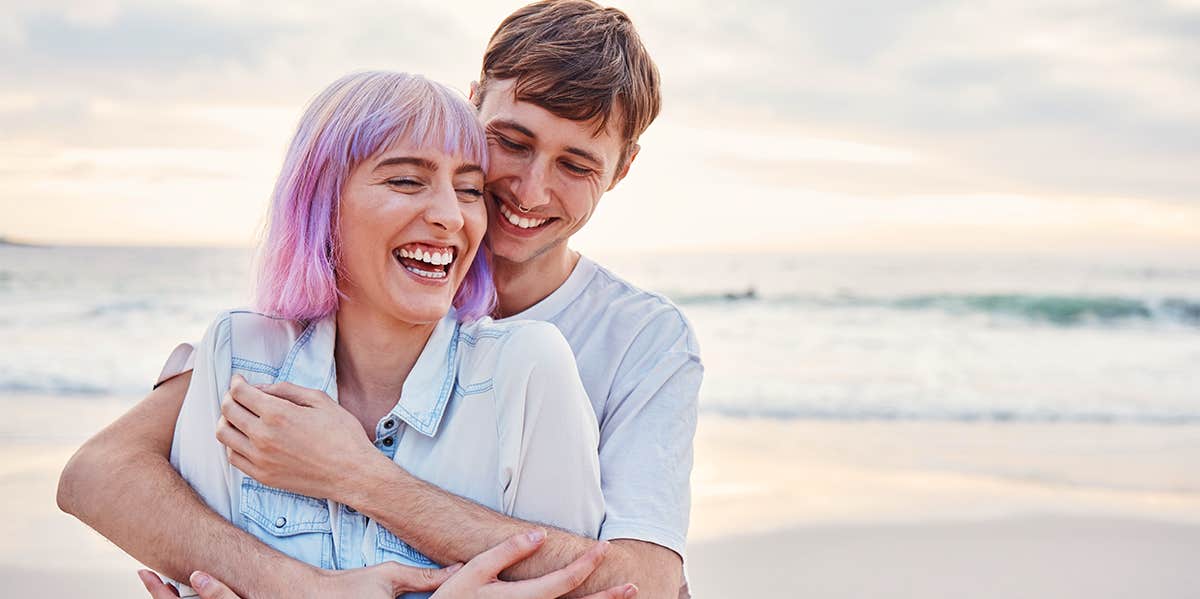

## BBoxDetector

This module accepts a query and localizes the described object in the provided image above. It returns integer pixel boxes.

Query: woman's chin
[388,297,454,325]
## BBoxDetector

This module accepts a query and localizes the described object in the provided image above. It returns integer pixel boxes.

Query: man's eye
[562,162,592,176]
[495,136,526,152]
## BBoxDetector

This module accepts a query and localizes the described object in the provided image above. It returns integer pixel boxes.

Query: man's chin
[488,235,554,266]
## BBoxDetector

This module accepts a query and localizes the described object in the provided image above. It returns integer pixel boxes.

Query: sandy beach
[4,404,1199,598]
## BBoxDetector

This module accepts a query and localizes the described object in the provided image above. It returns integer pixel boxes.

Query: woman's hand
[432,529,637,599]
[138,561,460,599]
[217,375,380,502]
[137,530,636,599]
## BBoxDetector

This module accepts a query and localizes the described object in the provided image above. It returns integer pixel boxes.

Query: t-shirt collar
[498,254,598,323]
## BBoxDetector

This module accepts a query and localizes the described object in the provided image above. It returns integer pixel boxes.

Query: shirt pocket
[376,526,439,569]
[240,477,335,569]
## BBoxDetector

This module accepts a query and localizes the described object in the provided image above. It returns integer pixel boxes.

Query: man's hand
[217,375,381,501]
[432,530,636,599]
[137,531,637,599]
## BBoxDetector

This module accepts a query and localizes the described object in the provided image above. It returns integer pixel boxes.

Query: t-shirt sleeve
[154,342,197,389]
[494,322,605,539]
[598,310,702,559]
[169,313,238,521]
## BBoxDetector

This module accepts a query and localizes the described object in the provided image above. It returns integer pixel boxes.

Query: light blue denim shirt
[168,309,604,597]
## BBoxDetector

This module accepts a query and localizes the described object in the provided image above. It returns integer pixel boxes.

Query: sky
[1,0,1198,253]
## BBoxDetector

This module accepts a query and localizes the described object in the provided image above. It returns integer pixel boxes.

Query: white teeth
[404,265,447,279]
[394,247,455,266]
[498,203,548,229]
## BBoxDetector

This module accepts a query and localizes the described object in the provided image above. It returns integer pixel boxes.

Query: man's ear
[607,144,640,191]
[469,81,480,102]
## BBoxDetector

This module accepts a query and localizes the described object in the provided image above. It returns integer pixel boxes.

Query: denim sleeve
[598,310,702,559]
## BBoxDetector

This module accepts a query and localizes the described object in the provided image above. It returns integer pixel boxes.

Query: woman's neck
[333,299,436,437]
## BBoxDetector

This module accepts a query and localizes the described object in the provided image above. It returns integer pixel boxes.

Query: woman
[163,71,615,598]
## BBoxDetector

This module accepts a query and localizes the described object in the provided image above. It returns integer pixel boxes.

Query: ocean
[2,245,1198,425]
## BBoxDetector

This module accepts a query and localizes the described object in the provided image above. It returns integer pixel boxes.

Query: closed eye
[493,135,527,153]
[561,161,593,176]
[386,178,423,190]
[456,187,484,201]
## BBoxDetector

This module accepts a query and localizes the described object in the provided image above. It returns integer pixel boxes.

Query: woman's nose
[424,184,465,232]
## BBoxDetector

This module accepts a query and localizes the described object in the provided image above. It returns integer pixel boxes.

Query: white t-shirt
[497,254,702,564]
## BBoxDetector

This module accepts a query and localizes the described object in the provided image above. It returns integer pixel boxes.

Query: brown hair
[477,0,661,174]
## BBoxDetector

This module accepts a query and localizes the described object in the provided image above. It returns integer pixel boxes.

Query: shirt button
[383,419,395,429]
[382,437,394,447]
[274,516,287,528]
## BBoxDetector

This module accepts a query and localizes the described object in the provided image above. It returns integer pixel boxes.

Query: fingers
[228,375,281,417]
[190,571,244,599]
[458,529,549,582]
[216,415,255,458]
[375,561,463,593]
[220,390,261,435]
[137,570,180,598]
[506,539,611,598]
[256,380,329,408]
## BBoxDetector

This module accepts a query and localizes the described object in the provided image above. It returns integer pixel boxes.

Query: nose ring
[517,204,532,213]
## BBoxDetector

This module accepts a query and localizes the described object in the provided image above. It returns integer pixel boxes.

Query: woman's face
[336,138,486,325]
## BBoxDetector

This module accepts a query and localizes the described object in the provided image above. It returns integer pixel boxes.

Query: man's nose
[514,157,552,210]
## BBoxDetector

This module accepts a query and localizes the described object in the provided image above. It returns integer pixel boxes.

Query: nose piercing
[517,204,532,213]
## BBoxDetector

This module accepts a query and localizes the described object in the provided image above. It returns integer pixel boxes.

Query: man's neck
[333,299,436,434]
[492,244,580,318]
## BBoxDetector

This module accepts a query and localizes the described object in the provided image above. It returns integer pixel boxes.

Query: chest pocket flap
[240,478,332,536]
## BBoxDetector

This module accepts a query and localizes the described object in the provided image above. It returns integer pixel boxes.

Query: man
[57,2,700,598]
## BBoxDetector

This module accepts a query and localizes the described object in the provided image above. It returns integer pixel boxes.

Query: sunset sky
[2,0,1198,252]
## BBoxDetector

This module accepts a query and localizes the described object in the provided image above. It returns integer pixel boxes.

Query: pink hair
[254,71,495,322]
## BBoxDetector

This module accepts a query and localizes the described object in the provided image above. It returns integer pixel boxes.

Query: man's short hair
[477,0,661,172]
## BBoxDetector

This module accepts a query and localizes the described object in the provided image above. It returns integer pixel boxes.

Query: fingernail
[527,528,546,543]
[446,563,464,574]
[253,384,268,390]
[136,570,155,591]
[190,571,212,590]
[624,583,639,598]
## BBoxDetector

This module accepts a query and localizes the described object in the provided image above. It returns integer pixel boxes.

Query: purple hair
[254,71,496,322]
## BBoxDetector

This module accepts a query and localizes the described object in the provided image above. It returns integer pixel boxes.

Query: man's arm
[223,381,683,599]
[57,373,318,598]
[350,466,681,599]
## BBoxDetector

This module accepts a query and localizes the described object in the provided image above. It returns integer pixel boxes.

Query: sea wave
[0,378,115,397]
[701,403,1200,425]
[672,290,1200,326]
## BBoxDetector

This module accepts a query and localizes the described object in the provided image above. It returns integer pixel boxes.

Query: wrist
[265,560,324,598]
[340,449,410,509]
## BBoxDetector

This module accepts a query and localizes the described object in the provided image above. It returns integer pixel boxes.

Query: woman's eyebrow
[455,164,483,176]
[373,156,438,172]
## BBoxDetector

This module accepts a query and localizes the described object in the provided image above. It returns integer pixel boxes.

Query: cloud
[2,0,1197,249]
[633,0,1200,203]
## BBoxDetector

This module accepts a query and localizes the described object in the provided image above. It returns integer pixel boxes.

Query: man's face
[475,78,634,265]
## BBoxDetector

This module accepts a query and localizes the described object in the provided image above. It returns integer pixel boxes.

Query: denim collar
[275,312,461,438]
